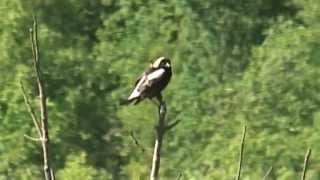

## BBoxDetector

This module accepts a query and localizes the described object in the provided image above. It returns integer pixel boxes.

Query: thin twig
[20,81,42,138]
[165,119,181,131]
[24,134,42,142]
[236,125,246,180]
[130,131,146,152]
[301,148,311,180]
[262,166,273,180]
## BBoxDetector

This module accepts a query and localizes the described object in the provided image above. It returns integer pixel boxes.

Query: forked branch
[21,16,55,180]
[20,81,42,138]
[150,98,180,180]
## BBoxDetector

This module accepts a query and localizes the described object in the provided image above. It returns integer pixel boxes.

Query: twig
[24,134,42,142]
[20,81,42,138]
[236,125,246,180]
[301,148,311,180]
[262,166,273,180]
[130,131,146,152]
[165,119,181,131]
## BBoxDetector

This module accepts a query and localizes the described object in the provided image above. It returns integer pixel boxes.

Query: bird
[124,56,172,105]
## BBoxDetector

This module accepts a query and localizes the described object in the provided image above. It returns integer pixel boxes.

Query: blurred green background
[1,0,320,179]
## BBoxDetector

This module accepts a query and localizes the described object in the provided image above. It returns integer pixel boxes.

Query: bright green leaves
[57,152,111,180]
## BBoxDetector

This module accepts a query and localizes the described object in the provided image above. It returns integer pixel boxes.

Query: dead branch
[301,148,311,180]
[165,119,181,131]
[130,131,146,153]
[150,97,179,180]
[236,125,246,180]
[21,16,55,180]
[24,134,42,142]
[262,166,273,180]
[150,100,166,180]
[20,81,42,138]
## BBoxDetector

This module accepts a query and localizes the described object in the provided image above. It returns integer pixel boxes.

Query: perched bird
[124,57,172,105]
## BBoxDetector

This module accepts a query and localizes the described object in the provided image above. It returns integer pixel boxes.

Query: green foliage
[0,0,320,179]
[56,152,111,180]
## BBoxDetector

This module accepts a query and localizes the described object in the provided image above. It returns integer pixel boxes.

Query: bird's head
[151,57,171,69]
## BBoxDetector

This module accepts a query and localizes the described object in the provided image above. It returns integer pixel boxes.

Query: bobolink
[125,57,172,105]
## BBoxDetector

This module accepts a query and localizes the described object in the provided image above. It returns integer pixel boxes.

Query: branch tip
[20,81,42,138]
[236,125,246,180]
[262,166,273,180]
[165,119,181,131]
[24,134,42,142]
[301,148,311,180]
[130,131,146,153]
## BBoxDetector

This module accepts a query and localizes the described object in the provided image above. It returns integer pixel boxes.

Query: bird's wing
[133,67,154,86]
[127,68,165,100]
[128,75,147,100]
[146,68,165,81]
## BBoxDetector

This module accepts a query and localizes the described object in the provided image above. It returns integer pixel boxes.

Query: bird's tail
[119,97,142,105]
[119,97,139,105]
[119,98,132,105]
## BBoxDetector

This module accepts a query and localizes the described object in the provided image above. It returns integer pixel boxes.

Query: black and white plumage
[125,57,172,105]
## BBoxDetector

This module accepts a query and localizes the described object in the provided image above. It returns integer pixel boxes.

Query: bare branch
[29,16,39,64]
[149,95,181,180]
[28,16,55,180]
[165,119,181,131]
[29,16,43,96]
[130,131,146,153]
[150,100,166,180]
[262,166,273,180]
[20,81,42,138]
[50,169,55,180]
[301,148,311,180]
[236,125,246,180]
[24,134,42,142]
[29,27,37,64]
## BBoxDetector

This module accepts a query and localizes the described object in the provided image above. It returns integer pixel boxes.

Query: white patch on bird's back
[128,76,146,100]
[147,68,165,80]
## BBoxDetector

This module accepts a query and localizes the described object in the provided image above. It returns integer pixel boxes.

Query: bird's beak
[165,62,171,67]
